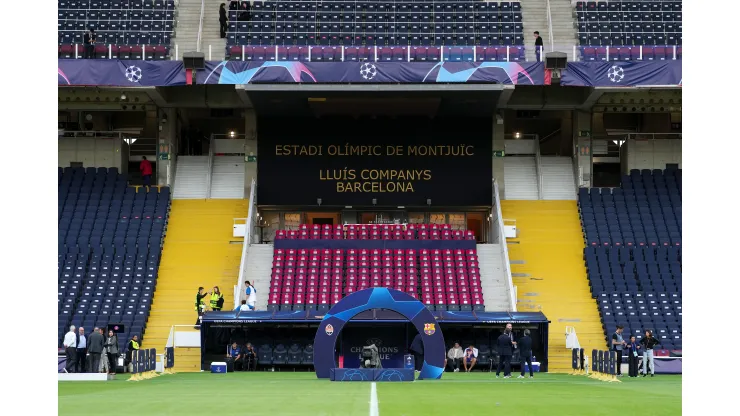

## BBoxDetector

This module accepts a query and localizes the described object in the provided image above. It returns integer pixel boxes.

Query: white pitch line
[369,382,379,416]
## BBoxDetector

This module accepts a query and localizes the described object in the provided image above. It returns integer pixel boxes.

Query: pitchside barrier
[128,348,160,382]
[574,349,620,383]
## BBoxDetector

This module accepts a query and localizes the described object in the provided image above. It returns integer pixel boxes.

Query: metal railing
[234,177,257,310]
[546,0,556,50]
[60,43,683,62]
[494,179,517,312]
[196,0,205,53]
[206,140,214,198]
[534,137,544,200]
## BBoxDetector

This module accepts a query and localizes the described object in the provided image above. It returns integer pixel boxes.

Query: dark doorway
[312,217,334,226]
[592,163,622,188]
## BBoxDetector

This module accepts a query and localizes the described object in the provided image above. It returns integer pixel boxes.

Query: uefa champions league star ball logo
[607,65,625,83]
[360,63,377,80]
[125,65,143,83]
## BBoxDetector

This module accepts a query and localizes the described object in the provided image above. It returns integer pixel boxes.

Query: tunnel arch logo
[325,324,334,336]
[424,323,436,335]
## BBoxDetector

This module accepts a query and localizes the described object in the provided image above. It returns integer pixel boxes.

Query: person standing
[446,342,464,372]
[105,330,120,375]
[75,327,87,373]
[125,335,140,373]
[139,156,153,189]
[640,330,660,377]
[496,328,514,378]
[195,286,207,327]
[87,327,104,373]
[219,3,228,39]
[611,325,626,376]
[627,335,640,377]
[210,286,224,311]
[83,29,96,59]
[99,328,109,373]
[409,332,424,373]
[63,325,77,373]
[517,329,534,378]
[245,280,257,310]
[534,31,544,62]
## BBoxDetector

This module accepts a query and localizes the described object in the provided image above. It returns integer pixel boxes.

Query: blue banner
[560,61,682,87]
[341,325,406,369]
[57,59,680,87]
[201,61,544,84]
[58,59,186,86]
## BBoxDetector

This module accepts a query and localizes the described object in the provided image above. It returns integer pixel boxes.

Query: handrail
[196,0,205,53]
[234,177,257,309]
[206,139,213,198]
[545,0,555,51]
[494,179,517,311]
[534,136,544,200]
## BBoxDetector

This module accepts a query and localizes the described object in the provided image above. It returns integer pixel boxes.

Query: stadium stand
[57,0,176,59]
[579,168,682,351]
[224,0,526,61]
[575,0,683,61]
[58,167,170,351]
[267,224,485,312]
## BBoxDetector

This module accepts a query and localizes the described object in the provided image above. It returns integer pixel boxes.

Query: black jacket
[87,332,105,354]
[409,333,424,355]
[640,336,660,350]
[496,334,514,356]
[518,335,533,356]
[219,7,227,23]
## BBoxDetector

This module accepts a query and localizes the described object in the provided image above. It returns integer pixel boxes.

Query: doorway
[306,212,340,226]
[466,212,485,242]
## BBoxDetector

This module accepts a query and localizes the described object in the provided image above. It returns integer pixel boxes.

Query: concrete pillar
[244,109,258,199]
[157,108,177,187]
[574,110,593,188]
[492,117,506,199]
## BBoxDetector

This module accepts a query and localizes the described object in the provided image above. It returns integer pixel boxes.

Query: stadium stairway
[210,156,245,199]
[501,200,603,372]
[201,0,227,60]
[144,199,248,372]
[540,156,576,200]
[477,244,514,311]
[504,156,539,200]
[170,0,201,59]
[241,244,274,311]
[173,156,210,199]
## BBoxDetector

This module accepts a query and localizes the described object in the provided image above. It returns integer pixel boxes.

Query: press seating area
[57,0,175,59]
[58,167,171,350]
[579,168,682,351]
[225,0,526,61]
[575,0,683,61]
[268,238,485,312]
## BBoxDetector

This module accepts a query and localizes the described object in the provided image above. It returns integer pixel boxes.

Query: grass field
[59,372,681,416]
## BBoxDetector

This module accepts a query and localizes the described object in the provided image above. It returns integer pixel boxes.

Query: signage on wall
[257,117,493,206]
[492,150,505,157]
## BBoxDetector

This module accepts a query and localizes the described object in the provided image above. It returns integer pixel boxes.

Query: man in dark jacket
[87,327,105,373]
[496,328,515,378]
[517,329,534,378]
[409,333,424,372]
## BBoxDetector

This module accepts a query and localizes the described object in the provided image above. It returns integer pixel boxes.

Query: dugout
[200,310,549,372]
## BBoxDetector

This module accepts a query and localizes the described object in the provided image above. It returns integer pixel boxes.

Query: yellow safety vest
[210,292,223,309]
[195,293,205,311]
[131,340,140,350]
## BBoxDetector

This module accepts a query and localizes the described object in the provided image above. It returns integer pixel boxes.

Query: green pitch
[59,372,681,416]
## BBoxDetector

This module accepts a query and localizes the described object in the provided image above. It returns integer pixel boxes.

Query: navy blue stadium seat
[224,0,526,60]
[58,167,170,348]
[579,169,682,350]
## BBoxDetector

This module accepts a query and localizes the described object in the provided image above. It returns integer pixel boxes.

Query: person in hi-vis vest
[126,335,140,373]
[210,286,224,311]
[195,287,207,327]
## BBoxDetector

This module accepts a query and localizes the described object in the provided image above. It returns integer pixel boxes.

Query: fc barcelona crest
[424,323,436,336]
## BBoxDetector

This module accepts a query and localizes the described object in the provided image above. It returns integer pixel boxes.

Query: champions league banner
[560,61,682,87]
[341,326,406,369]
[57,59,187,86]
[201,60,544,84]
[57,59,680,87]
